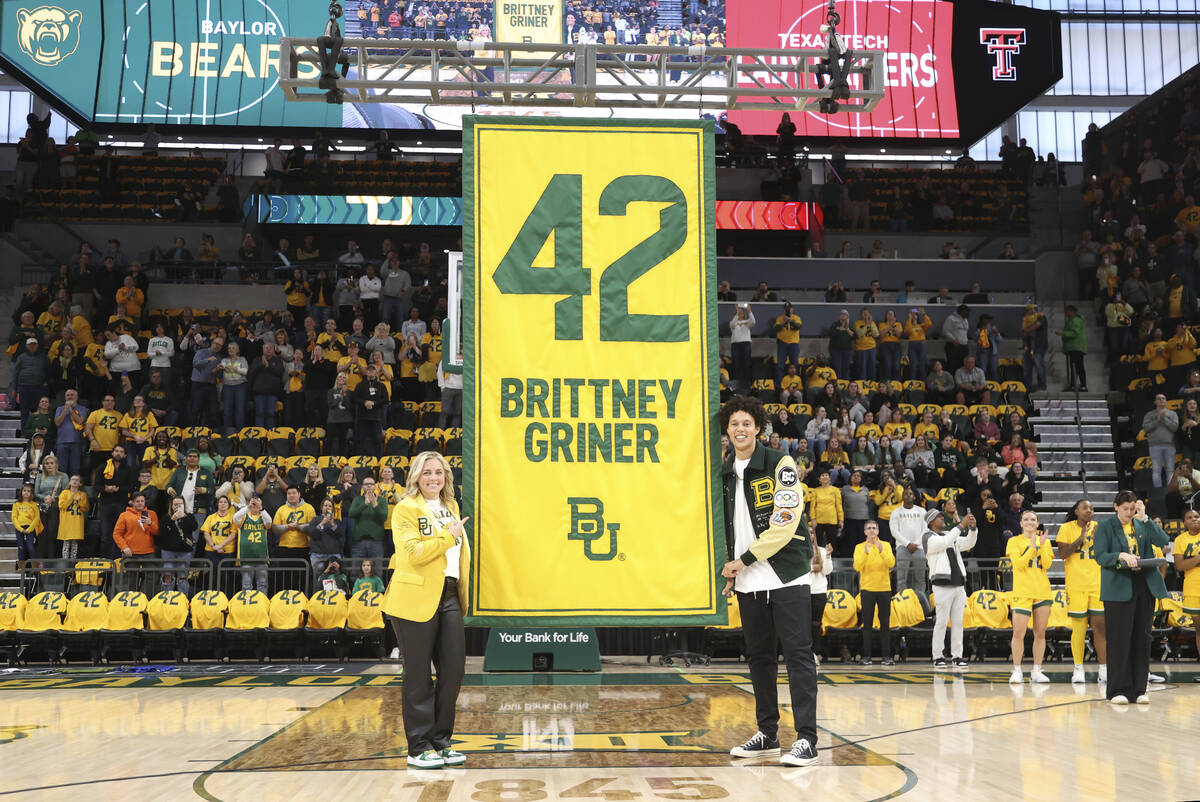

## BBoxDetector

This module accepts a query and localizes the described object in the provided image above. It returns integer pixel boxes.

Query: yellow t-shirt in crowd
[854,541,895,592]
[775,314,803,345]
[202,510,240,554]
[86,409,122,451]
[276,502,316,549]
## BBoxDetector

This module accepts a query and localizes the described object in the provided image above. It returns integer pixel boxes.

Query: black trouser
[390,578,466,756]
[1065,350,1087,388]
[810,592,827,658]
[860,589,892,660]
[945,342,968,373]
[98,500,124,558]
[1104,575,1154,701]
[737,584,817,746]
[814,523,838,550]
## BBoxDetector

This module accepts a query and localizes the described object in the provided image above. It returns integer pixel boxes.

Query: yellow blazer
[383,494,470,622]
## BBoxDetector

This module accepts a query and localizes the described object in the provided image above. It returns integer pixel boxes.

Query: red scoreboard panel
[725,0,1061,144]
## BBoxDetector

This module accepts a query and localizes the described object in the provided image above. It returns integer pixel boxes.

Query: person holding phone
[854,520,896,665]
[1094,491,1171,705]
[1006,509,1053,684]
[730,303,755,390]
[903,307,932,379]
[384,451,471,770]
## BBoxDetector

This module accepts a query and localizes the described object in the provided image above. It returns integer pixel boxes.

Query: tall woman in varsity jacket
[384,450,470,770]
[720,396,818,768]
[922,507,977,670]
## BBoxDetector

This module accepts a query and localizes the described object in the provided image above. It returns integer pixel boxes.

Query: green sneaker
[441,748,466,766]
[407,750,444,769]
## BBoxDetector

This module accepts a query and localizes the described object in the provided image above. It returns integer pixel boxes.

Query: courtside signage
[463,117,725,625]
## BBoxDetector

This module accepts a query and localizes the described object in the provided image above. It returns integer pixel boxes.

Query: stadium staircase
[0,410,22,588]
[658,0,683,28]
[1030,394,1117,526]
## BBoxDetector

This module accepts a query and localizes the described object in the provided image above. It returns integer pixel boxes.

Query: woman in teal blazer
[1093,491,1170,705]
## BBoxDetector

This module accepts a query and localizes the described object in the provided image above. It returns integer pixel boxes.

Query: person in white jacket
[889,487,927,591]
[921,506,978,671]
[729,303,756,391]
[102,329,141,376]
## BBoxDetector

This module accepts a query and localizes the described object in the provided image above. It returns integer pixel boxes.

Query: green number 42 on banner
[492,174,691,343]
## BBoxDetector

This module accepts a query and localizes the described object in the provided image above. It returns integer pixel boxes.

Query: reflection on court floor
[0,671,1198,801]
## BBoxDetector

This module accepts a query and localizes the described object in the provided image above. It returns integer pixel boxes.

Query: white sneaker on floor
[1030,667,1051,684]
[1097,666,1107,684]
[1009,668,1023,684]
[1135,694,1151,705]
[1148,672,1166,684]
[1109,695,1129,705]
[389,647,401,660]
[1070,665,1086,684]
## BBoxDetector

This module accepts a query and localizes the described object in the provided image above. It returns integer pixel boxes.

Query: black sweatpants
[1065,350,1087,388]
[860,589,892,661]
[810,592,827,658]
[1104,575,1154,701]
[737,584,818,746]
[390,578,466,756]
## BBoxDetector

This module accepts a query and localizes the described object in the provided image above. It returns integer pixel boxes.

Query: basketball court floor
[2,659,1198,801]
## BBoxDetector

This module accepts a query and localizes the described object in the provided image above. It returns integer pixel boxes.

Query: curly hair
[719,394,767,432]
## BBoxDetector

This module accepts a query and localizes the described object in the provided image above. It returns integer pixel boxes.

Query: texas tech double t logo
[979,28,1026,81]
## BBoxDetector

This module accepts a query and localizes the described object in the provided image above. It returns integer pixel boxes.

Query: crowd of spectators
[719,377,1037,573]
[721,274,1071,394]
[346,0,722,48]
[1079,71,1200,374]
[5,232,461,583]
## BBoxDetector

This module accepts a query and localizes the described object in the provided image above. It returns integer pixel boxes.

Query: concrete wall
[145,283,285,312]
[717,302,1027,339]
[718,257,1035,293]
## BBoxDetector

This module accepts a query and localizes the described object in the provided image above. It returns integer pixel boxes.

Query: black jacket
[721,444,813,584]
[249,355,284,396]
[159,511,198,553]
[97,459,134,504]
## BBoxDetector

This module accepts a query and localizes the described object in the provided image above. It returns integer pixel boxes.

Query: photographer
[729,304,755,390]
[160,496,198,595]
[309,498,346,572]
[318,556,351,595]
[773,302,803,385]
[113,491,159,593]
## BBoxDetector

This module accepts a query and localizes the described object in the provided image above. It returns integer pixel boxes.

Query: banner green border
[462,116,723,627]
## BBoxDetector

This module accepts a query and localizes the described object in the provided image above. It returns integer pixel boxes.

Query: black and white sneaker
[780,738,819,767]
[730,731,780,758]
[951,658,970,672]
[933,657,949,671]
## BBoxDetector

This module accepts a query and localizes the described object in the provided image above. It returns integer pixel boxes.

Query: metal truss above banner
[278,39,886,112]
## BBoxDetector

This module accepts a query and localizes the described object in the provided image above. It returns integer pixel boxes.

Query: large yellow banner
[463,117,723,625]
[492,0,564,48]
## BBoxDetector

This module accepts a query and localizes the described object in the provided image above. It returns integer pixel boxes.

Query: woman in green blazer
[1093,491,1170,706]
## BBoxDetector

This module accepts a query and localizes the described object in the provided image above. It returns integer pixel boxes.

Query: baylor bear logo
[16,6,82,67]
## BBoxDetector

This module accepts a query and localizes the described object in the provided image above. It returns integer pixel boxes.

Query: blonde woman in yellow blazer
[384,451,470,770]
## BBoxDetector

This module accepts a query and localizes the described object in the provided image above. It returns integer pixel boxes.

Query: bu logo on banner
[979,28,1026,81]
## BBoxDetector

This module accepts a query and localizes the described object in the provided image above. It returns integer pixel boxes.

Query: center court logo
[15,5,81,66]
